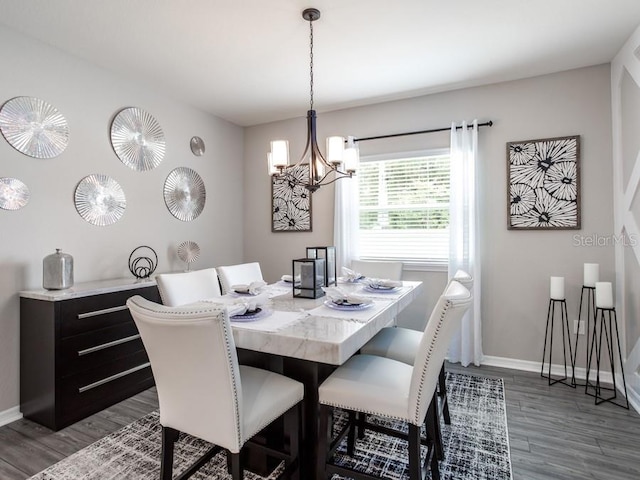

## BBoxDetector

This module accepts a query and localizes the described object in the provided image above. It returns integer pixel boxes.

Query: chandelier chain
[309,18,314,111]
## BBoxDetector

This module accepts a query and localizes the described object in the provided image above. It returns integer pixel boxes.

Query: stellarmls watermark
[573,234,638,247]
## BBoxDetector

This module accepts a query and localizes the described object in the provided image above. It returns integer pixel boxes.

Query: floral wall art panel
[272,164,312,232]
[507,135,580,230]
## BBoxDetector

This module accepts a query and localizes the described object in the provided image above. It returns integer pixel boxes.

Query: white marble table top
[229,280,422,365]
[19,277,157,301]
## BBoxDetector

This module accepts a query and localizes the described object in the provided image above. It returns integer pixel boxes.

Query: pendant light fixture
[268,8,358,193]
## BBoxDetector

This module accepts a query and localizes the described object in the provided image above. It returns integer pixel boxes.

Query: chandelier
[268,8,358,193]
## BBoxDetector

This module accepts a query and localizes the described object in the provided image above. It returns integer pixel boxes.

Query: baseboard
[624,377,640,413]
[481,355,640,413]
[0,406,22,428]
[482,355,615,383]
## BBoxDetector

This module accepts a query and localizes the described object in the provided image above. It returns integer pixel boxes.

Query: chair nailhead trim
[319,401,411,424]
[220,316,243,450]
[412,299,451,425]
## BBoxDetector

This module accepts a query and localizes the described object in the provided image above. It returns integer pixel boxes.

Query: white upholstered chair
[217,262,264,294]
[127,296,303,480]
[350,260,403,280]
[155,268,222,306]
[358,270,473,456]
[317,280,472,480]
[360,270,472,365]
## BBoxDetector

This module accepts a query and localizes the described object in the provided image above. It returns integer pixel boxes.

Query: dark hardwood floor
[1,364,639,479]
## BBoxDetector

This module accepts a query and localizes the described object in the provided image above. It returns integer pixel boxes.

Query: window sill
[402,262,448,272]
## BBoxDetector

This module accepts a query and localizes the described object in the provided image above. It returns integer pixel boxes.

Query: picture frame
[507,135,580,230]
[272,164,312,232]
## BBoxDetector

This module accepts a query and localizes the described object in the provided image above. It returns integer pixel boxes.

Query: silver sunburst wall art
[110,107,165,171]
[163,167,206,221]
[0,96,69,158]
[0,177,30,210]
[74,174,126,226]
[190,136,205,156]
[177,240,200,271]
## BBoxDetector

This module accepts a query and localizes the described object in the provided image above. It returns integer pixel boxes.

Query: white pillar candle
[584,263,599,288]
[550,276,565,300]
[595,282,614,309]
[300,263,314,289]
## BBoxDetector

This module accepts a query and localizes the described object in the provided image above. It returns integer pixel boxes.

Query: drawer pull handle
[78,362,151,393]
[77,334,141,356]
[77,305,128,319]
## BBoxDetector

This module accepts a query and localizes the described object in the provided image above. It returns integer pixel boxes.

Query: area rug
[29,372,512,480]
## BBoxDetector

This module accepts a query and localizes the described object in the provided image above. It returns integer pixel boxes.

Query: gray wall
[244,64,615,367]
[0,26,245,415]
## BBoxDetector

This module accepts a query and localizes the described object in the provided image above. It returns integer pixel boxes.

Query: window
[358,150,450,268]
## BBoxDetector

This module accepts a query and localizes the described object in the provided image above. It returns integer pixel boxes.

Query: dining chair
[358,270,473,456]
[127,296,303,480]
[156,267,222,306]
[316,280,472,480]
[350,259,403,280]
[217,261,264,294]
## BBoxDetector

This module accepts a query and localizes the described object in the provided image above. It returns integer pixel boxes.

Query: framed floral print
[272,165,312,232]
[507,135,580,230]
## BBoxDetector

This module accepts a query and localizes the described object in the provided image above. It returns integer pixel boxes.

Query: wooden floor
[1,364,639,479]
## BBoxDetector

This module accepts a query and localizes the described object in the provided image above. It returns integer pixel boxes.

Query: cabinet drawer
[59,322,146,376]
[59,286,160,338]
[58,351,154,426]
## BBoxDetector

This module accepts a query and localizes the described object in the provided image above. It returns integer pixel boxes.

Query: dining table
[207,279,423,480]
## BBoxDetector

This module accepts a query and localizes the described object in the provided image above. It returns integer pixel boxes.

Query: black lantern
[292,258,326,299]
[306,246,336,287]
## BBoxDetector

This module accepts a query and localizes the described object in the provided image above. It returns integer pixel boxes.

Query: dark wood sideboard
[20,279,160,430]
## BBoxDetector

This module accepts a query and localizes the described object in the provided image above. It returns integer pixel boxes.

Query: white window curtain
[448,120,483,367]
[334,175,360,272]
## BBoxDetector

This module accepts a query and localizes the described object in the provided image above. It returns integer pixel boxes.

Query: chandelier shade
[268,8,358,193]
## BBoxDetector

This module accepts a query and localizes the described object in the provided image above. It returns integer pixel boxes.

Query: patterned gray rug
[29,372,512,480]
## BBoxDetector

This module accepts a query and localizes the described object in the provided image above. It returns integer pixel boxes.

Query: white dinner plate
[363,285,399,293]
[231,307,270,322]
[323,300,373,311]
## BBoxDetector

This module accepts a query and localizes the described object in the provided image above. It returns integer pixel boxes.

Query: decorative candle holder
[574,263,598,389]
[586,282,629,409]
[306,246,336,287]
[541,276,576,388]
[292,258,326,299]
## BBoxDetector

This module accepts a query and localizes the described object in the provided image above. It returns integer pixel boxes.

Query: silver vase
[43,249,74,290]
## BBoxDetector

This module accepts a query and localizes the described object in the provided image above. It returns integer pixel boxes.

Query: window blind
[358,153,450,266]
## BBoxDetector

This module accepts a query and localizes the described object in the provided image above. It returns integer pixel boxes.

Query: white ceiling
[1,0,640,127]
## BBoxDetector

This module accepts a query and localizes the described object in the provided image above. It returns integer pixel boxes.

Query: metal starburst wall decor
[507,135,580,230]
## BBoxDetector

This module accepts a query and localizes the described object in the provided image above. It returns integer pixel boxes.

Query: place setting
[361,277,403,293]
[322,286,374,311]
[229,280,267,296]
[304,285,392,322]
[338,266,365,283]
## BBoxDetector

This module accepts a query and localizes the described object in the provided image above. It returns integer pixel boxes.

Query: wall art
[271,164,312,232]
[507,135,580,230]
[0,96,69,158]
[74,174,126,226]
[190,136,205,156]
[110,107,165,171]
[0,177,30,210]
[163,167,206,221]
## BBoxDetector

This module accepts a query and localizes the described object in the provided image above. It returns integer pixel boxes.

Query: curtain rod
[355,120,493,143]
